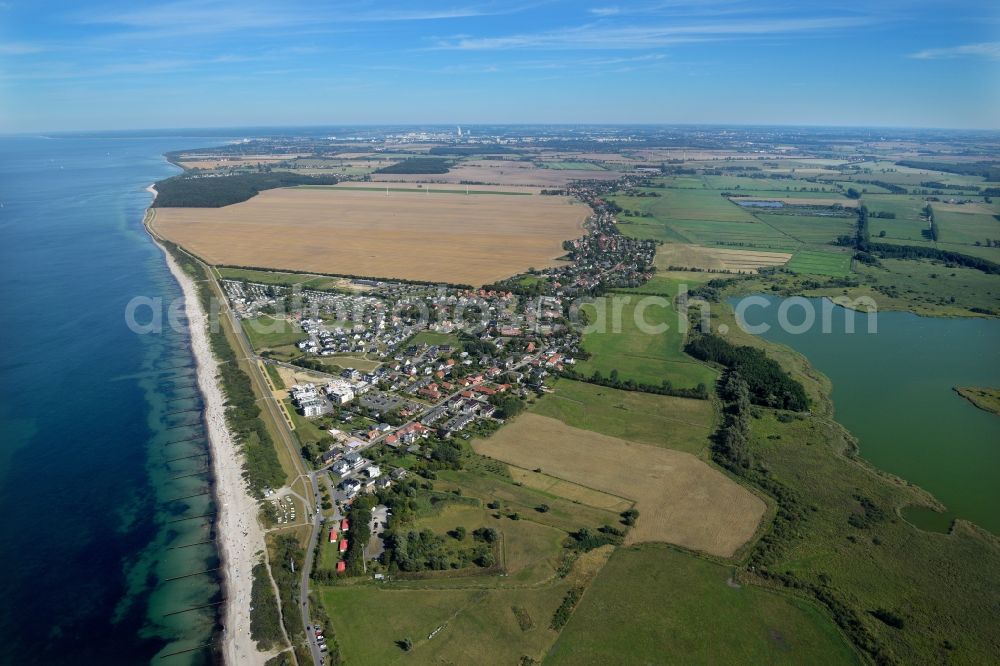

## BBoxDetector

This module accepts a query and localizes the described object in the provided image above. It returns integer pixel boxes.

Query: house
[331,460,350,476]
[364,464,381,479]
[375,477,392,491]
[339,539,348,553]
[328,529,337,543]
[336,561,346,573]
[390,468,408,481]
[341,518,350,532]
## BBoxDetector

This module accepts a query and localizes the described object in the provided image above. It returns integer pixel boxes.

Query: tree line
[559,367,709,400]
[685,334,809,411]
[153,171,339,207]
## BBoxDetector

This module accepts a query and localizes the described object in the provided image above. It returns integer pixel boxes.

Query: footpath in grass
[546,545,860,665]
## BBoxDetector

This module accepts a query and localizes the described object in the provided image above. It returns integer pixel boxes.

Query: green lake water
[732,296,1000,534]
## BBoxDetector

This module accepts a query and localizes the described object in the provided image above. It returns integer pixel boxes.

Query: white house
[364,464,381,479]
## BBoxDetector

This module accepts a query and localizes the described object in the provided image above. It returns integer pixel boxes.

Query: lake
[731,295,1000,534]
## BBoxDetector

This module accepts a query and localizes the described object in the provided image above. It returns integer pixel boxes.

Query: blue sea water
[0,134,236,664]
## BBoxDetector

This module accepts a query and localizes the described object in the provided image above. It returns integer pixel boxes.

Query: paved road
[299,470,323,666]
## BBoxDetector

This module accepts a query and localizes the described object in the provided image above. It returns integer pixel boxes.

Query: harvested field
[508,468,633,512]
[329,182,542,195]
[151,187,587,285]
[654,244,792,273]
[475,414,766,557]
[371,159,618,186]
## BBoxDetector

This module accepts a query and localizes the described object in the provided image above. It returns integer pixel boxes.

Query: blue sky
[1,1,998,131]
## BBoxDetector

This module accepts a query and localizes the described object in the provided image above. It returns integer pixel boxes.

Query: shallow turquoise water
[0,134,234,663]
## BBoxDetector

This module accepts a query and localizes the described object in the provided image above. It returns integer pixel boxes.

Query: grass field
[434,467,623,536]
[756,213,857,246]
[932,204,1000,246]
[785,250,853,277]
[408,330,463,347]
[530,379,715,455]
[240,315,306,350]
[475,413,766,556]
[546,545,859,665]
[574,295,718,390]
[539,161,607,170]
[315,184,534,195]
[152,187,587,286]
[322,583,571,664]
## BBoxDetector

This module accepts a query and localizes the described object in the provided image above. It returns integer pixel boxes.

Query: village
[223,177,662,582]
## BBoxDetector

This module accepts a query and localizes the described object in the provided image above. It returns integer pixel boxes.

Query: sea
[0,133,239,664]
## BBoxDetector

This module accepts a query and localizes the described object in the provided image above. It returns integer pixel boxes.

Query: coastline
[146,185,269,665]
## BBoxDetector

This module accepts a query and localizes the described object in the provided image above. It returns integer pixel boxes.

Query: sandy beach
[148,187,270,666]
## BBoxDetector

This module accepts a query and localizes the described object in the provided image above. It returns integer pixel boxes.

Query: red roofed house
[341,519,349,532]
[339,539,348,553]
[336,561,346,573]
[328,529,337,543]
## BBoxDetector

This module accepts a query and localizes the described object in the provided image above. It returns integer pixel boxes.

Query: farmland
[653,243,792,273]
[371,158,619,186]
[546,545,859,665]
[474,413,767,556]
[785,249,854,277]
[151,187,587,286]
[574,295,718,390]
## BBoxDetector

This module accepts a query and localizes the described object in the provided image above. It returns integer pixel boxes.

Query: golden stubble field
[152,187,588,285]
[371,160,619,186]
[475,414,766,558]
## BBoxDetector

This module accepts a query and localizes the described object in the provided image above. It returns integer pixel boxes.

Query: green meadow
[240,314,306,350]
[546,545,860,666]
[575,295,718,390]
[785,250,854,277]
[530,378,715,455]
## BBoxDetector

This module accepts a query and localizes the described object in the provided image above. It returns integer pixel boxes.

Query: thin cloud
[0,42,44,55]
[909,41,1000,60]
[75,0,536,41]
[435,16,875,50]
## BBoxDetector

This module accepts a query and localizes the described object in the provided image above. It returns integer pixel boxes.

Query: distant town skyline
[2,0,998,132]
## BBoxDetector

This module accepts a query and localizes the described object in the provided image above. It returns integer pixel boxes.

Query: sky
[1,0,998,132]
